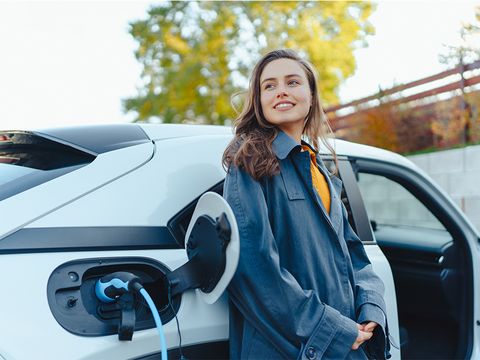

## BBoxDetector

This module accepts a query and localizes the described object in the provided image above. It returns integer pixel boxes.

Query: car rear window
[0,131,96,201]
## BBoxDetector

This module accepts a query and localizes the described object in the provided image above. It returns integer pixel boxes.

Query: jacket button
[306,346,317,360]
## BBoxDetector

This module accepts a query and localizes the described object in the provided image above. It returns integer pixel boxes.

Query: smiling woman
[260,58,313,142]
[222,49,391,360]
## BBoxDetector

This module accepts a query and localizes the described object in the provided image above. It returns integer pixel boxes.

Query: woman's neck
[278,124,302,144]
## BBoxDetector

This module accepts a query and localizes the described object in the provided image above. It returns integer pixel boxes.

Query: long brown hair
[222,49,337,180]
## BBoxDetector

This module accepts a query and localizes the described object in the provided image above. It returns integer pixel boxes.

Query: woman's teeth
[275,103,293,109]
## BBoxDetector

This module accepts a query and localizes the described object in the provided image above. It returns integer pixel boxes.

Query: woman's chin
[269,117,305,129]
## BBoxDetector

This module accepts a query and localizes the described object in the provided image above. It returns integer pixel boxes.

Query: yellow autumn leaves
[124,1,376,124]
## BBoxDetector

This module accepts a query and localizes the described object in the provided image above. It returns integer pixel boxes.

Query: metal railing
[326,60,480,132]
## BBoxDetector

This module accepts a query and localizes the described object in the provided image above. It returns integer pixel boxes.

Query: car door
[350,157,480,359]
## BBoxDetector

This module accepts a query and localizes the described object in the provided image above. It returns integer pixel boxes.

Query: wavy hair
[222,49,337,180]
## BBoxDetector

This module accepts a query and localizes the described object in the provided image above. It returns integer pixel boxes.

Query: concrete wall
[407,145,480,232]
[358,172,445,231]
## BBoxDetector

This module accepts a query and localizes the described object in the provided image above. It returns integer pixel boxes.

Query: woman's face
[259,58,312,140]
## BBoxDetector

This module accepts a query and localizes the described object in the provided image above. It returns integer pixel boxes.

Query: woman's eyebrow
[260,74,302,85]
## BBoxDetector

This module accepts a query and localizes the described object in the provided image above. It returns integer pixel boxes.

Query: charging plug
[95,271,143,303]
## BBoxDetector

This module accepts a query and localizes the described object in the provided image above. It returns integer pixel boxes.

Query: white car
[0,123,478,359]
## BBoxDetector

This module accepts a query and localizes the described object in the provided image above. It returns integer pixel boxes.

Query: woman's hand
[351,323,376,350]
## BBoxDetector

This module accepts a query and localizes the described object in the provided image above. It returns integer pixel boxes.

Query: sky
[0,1,478,130]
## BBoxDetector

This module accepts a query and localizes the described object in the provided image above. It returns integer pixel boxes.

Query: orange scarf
[302,145,331,214]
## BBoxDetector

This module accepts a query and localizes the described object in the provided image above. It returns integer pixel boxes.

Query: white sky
[0,1,479,130]
[338,1,480,104]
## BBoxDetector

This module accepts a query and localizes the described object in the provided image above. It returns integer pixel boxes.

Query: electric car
[0,123,479,360]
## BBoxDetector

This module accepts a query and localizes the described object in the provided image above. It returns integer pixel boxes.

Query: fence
[326,60,480,154]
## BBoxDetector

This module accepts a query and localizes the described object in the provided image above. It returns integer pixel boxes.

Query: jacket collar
[272,130,322,166]
[272,130,302,159]
[271,129,332,174]
[300,140,331,176]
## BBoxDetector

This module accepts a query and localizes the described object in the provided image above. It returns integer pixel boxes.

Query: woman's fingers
[351,330,373,350]
[352,322,378,350]
[363,321,378,332]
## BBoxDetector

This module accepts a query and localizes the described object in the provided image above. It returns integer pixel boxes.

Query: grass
[403,139,480,156]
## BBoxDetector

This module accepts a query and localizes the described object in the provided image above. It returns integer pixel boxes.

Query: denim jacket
[223,130,390,360]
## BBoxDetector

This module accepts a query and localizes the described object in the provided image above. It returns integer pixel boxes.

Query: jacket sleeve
[340,203,392,359]
[224,165,359,360]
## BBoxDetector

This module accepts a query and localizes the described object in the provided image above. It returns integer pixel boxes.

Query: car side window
[0,132,95,201]
[357,172,446,231]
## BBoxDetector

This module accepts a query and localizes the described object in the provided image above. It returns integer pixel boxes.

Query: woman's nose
[276,87,289,98]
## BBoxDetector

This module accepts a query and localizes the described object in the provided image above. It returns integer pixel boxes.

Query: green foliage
[124,1,376,124]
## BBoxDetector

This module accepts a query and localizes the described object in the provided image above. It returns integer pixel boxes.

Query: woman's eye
[264,84,275,90]
[288,80,300,86]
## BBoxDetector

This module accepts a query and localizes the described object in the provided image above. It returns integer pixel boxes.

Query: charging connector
[95,272,168,360]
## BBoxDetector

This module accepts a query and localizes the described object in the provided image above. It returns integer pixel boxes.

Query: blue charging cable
[95,272,168,360]
[139,287,168,360]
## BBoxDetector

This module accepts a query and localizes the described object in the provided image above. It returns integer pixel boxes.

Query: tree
[124,1,376,124]
[438,5,480,144]
[439,5,480,66]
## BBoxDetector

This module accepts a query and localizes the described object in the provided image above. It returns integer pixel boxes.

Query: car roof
[138,123,415,170]
[3,123,415,170]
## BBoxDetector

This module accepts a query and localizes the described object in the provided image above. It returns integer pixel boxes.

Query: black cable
[168,280,185,360]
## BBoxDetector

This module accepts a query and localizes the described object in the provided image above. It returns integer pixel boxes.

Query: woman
[222,49,390,360]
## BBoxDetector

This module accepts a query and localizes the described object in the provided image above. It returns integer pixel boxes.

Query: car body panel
[0,142,154,238]
[27,135,229,228]
[0,249,228,359]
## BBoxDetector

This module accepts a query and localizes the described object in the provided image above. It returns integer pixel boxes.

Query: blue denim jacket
[224,131,390,360]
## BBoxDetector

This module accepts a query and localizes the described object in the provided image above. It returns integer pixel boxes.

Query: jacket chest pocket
[280,162,305,200]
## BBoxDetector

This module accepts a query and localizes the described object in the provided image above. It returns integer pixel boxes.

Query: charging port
[47,257,181,337]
